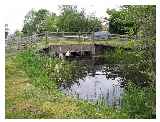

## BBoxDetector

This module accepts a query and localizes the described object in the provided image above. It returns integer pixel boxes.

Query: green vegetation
[6,47,156,118]
[57,6,101,32]
[6,50,128,118]
[122,82,155,119]
[6,5,156,119]
[107,5,155,37]
[105,47,142,64]
[22,6,101,36]
[106,6,156,119]
[105,47,156,118]
[26,38,140,53]
[46,39,140,48]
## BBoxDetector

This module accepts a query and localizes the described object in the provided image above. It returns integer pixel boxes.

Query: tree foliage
[34,9,49,33]
[56,6,102,32]
[46,13,58,32]
[107,6,156,80]
[14,30,24,37]
[107,5,156,37]
[106,6,156,118]
[22,9,50,35]
[107,8,136,35]
[22,9,37,35]
[22,6,102,35]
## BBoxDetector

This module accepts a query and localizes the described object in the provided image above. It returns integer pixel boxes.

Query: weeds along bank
[6,47,156,118]
[105,47,156,118]
[6,50,128,119]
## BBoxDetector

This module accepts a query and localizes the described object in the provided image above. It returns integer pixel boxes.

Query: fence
[5,31,135,54]
[47,32,93,40]
[5,33,42,54]
[5,31,95,53]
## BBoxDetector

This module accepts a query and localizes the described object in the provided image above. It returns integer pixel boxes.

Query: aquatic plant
[105,47,142,64]
[121,81,156,118]
[105,46,156,119]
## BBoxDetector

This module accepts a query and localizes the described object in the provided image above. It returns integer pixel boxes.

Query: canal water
[59,57,124,107]
[42,45,151,107]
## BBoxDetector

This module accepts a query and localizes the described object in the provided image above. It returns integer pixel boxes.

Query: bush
[16,50,58,90]
[105,47,141,64]
[121,82,156,118]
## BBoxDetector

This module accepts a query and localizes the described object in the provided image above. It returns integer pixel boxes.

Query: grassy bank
[105,47,156,118]
[43,39,140,49]
[5,39,155,119]
[5,50,128,118]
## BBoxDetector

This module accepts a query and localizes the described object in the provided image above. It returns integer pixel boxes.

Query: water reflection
[58,57,124,107]
[44,46,152,107]
[50,54,150,107]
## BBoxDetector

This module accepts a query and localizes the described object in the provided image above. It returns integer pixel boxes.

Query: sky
[2,0,157,34]
[3,0,121,34]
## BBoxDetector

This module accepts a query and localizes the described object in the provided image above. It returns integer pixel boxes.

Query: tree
[57,5,102,32]
[106,8,136,35]
[22,9,49,35]
[46,13,58,32]
[34,9,49,33]
[22,7,102,35]
[22,9,37,35]
[125,5,156,39]
[106,5,155,37]
[14,30,23,37]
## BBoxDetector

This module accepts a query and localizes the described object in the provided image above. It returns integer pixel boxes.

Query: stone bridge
[40,44,115,58]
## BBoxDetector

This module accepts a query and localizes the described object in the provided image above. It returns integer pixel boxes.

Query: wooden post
[20,36,22,50]
[92,31,95,44]
[45,31,48,48]
[78,31,80,40]
[92,45,95,55]
[16,36,19,50]
[62,31,64,38]
[80,46,83,56]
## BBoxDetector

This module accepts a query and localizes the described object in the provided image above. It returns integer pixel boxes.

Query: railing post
[92,31,95,44]
[62,31,64,38]
[78,31,81,40]
[16,36,19,50]
[45,31,48,48]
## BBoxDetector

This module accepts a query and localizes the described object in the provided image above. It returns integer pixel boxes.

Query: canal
[59,57,124,107]
[42,45,150,108]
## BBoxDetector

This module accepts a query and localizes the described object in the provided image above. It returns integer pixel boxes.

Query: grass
[122,82,156,119]
[6,38,140,57]
[104,47,156,118]
[5,39,155,119]
[105,47,142,64]
[45,39,141,49]
[5,50,128,119]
